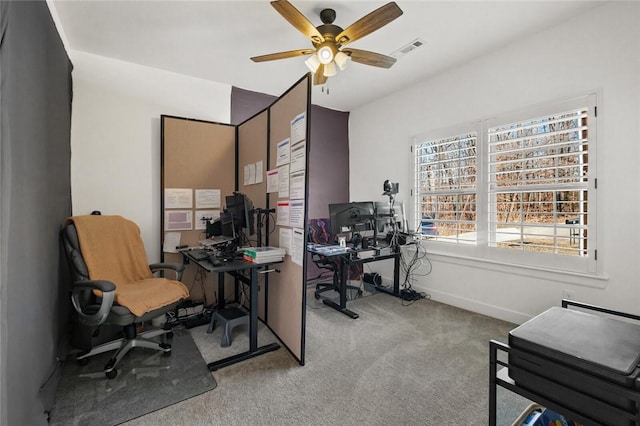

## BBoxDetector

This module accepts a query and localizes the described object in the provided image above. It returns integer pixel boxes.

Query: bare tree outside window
[488,108,589,256]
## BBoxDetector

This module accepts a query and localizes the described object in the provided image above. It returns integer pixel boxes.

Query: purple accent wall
[231,87,276,125]
[307,105,349,218]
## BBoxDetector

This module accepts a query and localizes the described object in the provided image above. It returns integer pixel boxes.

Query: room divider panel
[161,74,311,365]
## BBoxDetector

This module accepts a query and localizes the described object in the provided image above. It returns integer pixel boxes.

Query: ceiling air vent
[391,38,425,59]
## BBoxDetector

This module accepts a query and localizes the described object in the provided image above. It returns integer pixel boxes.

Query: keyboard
[188,248,211,261]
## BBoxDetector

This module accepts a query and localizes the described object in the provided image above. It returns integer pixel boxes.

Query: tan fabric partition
[160,74,310,365]
[264,76,310,363]
[161,116,235,304]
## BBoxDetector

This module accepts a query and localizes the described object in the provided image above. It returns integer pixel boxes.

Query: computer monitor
[328,202,375,236]
[225,192,255,236]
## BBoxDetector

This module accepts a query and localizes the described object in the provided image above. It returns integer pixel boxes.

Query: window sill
[404,244,608,289]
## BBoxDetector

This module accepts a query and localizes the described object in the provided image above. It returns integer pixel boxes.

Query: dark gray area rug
[49,327,216,425]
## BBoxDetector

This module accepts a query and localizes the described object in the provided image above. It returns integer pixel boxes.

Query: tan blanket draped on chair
[67,215,189,317]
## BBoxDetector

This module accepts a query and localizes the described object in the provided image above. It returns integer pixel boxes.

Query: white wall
[349,2,640,324]
[70,51,231,262]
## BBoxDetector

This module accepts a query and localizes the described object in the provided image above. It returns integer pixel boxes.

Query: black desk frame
[308,245,401,319]
[489,300,640,425]
[181,251,280,371]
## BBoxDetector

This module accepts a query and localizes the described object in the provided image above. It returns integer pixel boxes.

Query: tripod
[382,192,399,247]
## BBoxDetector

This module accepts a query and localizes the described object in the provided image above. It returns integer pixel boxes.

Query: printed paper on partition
[279,227,292,256]
[162,232,181,253]
[255,160,264,184]
[195,189,220,209]
[291,112,306,144]
[266,169,279,193]
[243,163,256,186]
[289,199,305,228]
[278,164,290,198]
[290,141,306,172]
[165,188,193,209]
[291,227,305,266]
[289,170,305,200]
[276,138,291,167]
[276,201,290,226]
[194,210,221,230]
[164,210,193,231]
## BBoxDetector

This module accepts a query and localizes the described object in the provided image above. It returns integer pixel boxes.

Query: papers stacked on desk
[243,246,285,264]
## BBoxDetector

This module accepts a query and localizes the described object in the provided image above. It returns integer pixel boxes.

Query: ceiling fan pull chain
[321,81,330,95]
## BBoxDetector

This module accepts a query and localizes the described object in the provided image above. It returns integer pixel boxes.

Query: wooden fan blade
[335,2,403,47]
[313,65,328,85]
[271,0,325,44]
[343,48,397,69]
[251,49,314,62]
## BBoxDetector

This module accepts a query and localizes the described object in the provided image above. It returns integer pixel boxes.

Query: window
[412,94,597,274]
[488,107,589,257]
[413,131,477,243]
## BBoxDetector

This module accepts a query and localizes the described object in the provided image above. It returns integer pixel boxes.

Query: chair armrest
[149,263,185,281]
[71,280,116,327]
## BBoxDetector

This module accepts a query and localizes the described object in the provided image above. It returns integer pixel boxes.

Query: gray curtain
[0,1,73,424]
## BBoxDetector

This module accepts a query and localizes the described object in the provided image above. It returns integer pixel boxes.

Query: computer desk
[181,250,281,371]
[307,243,401,319]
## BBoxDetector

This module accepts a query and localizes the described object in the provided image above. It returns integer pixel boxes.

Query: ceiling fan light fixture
[305,54,321,73]
[323,61,337,77]
[334,51,351,71]
[317,45,334,65]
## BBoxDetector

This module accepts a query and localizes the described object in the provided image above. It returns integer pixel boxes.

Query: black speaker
[363,272,382,286]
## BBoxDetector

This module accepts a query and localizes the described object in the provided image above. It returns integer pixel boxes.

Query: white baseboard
[378,273,532,325]
[421,287,532,325]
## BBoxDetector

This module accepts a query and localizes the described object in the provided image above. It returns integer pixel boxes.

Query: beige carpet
[123,292,526,425]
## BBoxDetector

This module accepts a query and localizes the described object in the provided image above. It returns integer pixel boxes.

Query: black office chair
[62,215,189,379]
[308,218,362,300]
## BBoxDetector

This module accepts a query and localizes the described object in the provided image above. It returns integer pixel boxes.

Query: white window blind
[488,107,589,257]
[414,132,477,243]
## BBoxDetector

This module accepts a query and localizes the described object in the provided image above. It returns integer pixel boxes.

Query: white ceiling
[52,0,605,112]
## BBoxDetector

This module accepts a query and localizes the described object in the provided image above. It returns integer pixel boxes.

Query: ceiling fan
[251,0,403,85]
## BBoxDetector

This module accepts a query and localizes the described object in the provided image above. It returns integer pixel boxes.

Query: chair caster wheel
[105,369,118,379]
[314,293,320,300]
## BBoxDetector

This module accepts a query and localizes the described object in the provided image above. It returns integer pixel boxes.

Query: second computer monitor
[375,201,405,234]
[328,201,375,236]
